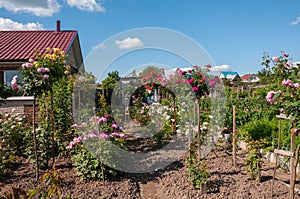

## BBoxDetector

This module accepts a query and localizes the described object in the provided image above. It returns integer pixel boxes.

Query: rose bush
[263,52,300,125]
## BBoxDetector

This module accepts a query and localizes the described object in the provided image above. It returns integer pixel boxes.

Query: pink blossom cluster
[67,130,110,149]
[209,76,220,88]
[71,122,87,128]
[37,67,50,73]
[11,75,19,91]
[282,79,299,88]
[266,90,281,104]
[22,62,33,68]
[38,75,49,80]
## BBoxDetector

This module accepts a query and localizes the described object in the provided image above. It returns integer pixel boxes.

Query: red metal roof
[0,30,77,61]
[241,74,254,81]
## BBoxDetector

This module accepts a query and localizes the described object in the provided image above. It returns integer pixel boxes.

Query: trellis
[271,114,300,199]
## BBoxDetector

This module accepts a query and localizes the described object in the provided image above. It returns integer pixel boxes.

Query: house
[0,20,84,114]
[241,74,260,83]
[219,71,240,81]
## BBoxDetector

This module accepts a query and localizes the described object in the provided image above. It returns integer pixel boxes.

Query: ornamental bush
[0,111,31,176]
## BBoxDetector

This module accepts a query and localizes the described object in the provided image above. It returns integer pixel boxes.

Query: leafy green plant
[246,140,266,181]
[186,146,210,188]
[0,111,31,176]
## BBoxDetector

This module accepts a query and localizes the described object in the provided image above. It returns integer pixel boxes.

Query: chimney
[56,20,61,32]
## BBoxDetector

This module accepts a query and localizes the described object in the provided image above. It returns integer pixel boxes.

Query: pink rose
[187,78,194,84]
[192,86,198,92]
[271,57,279,62]
[293,83,299,88]
[112,123,118,129]
[283,52,289,57]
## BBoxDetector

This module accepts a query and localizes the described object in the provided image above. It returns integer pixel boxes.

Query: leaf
[273,92,281,99]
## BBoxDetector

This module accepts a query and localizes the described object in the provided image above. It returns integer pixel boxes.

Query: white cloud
[66,0,105,12]
[0,18,44,30]
[210,65,232,74]
[115,37,144,50]
[0,0,60,17]
[92,43,106,50]
[291,16,300,26]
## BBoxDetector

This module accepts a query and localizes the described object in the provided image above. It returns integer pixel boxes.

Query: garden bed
[1,147,297,198]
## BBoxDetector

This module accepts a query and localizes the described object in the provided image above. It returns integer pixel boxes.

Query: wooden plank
[274,149,294,157]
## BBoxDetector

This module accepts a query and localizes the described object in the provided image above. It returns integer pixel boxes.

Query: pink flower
[282,79,298,88]
[209,80,216,88]
[91,130,99,136]
[205,64,211,68]
[11,75,18,85]
[110,132,127,138]
[67,141,76,149]
[283,52,289,57]
[81,122,87,128]
[71,124,79,128]
[12,84,19,91]
[282,79,293,87]
[293,83,299,88]
[43,75,49,80]
[112,123,118,129]
[271,57,279,62]
[285,62,291,70]
[99,133,109,139]
[29,58,35,63]
[37,67,50,73]
[187,78,194,84]
[25,63,33,68]
[73,137,82,143]
[192,86,198,92]
[266,90,280,104]
[98,117,107,123]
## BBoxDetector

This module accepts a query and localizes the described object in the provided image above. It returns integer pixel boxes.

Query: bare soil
[1,144,300,199]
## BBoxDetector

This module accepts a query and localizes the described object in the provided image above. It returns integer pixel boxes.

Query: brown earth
[1,145,300,199]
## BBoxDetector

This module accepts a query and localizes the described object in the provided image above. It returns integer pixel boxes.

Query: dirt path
[1,148,300,198]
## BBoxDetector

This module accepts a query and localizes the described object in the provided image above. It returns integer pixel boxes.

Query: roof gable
[0,30,77,61]
[220,71,239,76]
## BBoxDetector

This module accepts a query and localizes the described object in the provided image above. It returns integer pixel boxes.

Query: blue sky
[1,0,300,77]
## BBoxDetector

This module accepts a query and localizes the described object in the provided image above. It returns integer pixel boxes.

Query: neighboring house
[0,20,84,114]
[219,71,240,81]
[241,74,260,83]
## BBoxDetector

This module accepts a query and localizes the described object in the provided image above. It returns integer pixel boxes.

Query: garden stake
[232,105,236,168]
[50,89,55,166]
[197,100,201,160]
[271,118,281,198]
[290,129,295,199]
[33,95,39,180]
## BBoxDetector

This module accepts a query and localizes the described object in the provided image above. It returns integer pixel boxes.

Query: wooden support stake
[290,131,295,199]
[271,117,282,198]
[232,105,237,168]
[33,96,39,180]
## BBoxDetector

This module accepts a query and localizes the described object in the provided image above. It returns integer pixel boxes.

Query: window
[4,70,22,86]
